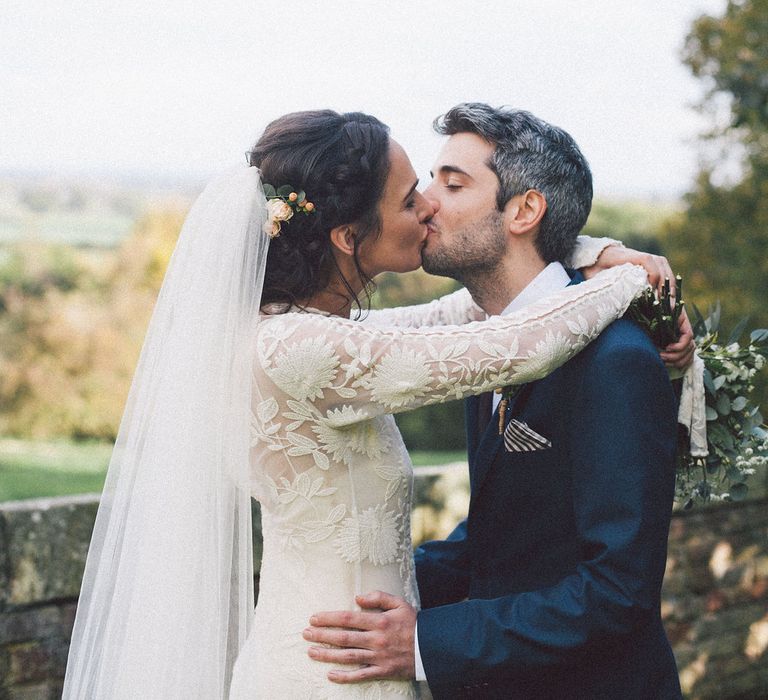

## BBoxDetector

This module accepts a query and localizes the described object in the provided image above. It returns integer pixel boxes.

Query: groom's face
[421,133,507,278]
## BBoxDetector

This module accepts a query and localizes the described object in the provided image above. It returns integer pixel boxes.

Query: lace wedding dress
[228,255,647,697]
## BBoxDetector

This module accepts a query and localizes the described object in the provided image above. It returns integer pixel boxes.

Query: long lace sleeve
[361,288,484,328]
[255,264,647,427]
[567,235,623,269]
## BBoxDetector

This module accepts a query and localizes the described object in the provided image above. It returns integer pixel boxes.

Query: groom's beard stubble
[422,211,508,303]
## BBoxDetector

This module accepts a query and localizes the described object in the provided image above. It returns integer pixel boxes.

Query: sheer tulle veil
[63,166,269,699]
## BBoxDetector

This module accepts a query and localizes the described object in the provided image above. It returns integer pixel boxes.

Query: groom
[304,104,683,698]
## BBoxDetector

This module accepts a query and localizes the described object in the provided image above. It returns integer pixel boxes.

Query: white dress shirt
[413,261,571,682]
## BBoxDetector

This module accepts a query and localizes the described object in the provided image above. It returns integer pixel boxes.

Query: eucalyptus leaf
[713,375,727,390]
[709,301,721,334]
[726,466,745,483]
[709,423,734,449]
[729,483,748,501]
[708,423,729,441]
[262,184,276,198]
[703,368,716,395]
[716,393,731,416]
[705,406,719,421]
[691,303,707,337]
[731,396,748,411]
[750,328,768,343]
[727,317,749,344]
[276,185,294,197]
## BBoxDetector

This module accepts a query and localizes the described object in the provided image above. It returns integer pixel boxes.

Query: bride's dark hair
[248,110,391,313]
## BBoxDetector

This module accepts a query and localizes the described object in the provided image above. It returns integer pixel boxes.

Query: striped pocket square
[503,419,552,452]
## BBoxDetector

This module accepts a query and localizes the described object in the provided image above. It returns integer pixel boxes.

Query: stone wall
[1,472,766,699]
[664,497,768,698]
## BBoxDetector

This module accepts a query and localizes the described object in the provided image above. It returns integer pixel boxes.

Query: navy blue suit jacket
[414,273,682,699]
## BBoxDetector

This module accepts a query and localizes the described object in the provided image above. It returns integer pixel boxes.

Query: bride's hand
[584,245,696,369]
[584,245,675,297]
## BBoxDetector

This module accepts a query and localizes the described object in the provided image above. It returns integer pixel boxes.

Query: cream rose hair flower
[264,198,294,238]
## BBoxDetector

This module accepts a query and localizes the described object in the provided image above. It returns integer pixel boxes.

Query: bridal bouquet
[629,279,768,506]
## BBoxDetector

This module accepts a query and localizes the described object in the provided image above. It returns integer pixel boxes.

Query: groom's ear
[329,225,356,257]
[505,189,547,236]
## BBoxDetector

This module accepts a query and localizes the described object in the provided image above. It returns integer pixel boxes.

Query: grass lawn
[0,439,466,502]
[0,439,112,502]
[410,450,467,467]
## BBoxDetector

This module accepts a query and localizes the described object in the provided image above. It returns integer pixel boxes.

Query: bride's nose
[416,191,438,222]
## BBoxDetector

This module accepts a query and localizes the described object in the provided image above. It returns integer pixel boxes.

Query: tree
[0,210,185,440]
[583,200,670,255]
[660,0,768,369]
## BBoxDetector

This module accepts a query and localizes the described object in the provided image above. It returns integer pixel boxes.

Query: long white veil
[63,166,269,699]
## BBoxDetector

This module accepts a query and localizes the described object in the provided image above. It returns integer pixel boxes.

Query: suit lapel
[470,385,532,494]
[465,395,481,461]
[468,269,583,495]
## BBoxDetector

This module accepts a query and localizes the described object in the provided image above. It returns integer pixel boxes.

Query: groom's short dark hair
[434,103,592,264]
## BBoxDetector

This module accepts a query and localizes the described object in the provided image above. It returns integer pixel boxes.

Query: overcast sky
[2,0,724,198]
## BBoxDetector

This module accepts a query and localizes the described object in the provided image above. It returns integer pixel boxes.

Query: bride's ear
[329,225,356,257]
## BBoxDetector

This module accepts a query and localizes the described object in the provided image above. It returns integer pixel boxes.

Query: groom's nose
[417,191,438,221]
[422,185,440,215]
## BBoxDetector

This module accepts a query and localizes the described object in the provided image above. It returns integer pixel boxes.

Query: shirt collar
[498,262,571,316]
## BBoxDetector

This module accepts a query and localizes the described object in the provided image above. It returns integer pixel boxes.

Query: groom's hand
[304,590,416,683]
[660,309,695,369]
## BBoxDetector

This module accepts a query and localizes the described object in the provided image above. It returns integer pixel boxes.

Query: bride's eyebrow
[402,179,419,203]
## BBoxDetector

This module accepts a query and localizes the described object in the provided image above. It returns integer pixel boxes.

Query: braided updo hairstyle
[248,110,391,312]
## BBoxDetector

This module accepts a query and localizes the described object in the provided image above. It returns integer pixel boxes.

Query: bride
[63,110,674,699]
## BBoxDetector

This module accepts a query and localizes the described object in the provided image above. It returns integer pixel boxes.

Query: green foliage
[583,199,673,255]
[659,171,768,333]
[678,308,768,506]
[0,244,83,304]
[395,401,467,452]
[0,209,185,440]
[660,0,768,426]
[371,269,460,309]
[683,0,768,138]
[624,275,768,504]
